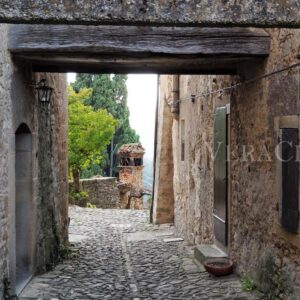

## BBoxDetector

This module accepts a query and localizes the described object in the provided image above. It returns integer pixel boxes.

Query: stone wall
[153,75,174,224]
[1,23,41,296]
[160,28,300,299]
[230,28,300,299]
[0,24,12,300]
[119,167,144,209]
[0,1,300,27]
[34,72,68,274]
[118,182,131,209]
[170,73,232,244]
[0,24,68,298]
[70,177,120,209]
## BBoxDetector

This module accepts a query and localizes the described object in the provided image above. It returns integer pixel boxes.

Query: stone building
[153,29,300,299]
[1,2,300,299]
[0,25,68,297]
[119,143,145,210]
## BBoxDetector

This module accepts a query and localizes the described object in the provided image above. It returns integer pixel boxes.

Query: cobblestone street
[20,207,261,300]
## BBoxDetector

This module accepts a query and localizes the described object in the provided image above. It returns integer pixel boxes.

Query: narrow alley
[20,208,260,300]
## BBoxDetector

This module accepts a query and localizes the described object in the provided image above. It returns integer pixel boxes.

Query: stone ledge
[194,244,227,264]
[69,177,120,209]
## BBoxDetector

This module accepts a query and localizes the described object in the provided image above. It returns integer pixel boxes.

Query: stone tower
[119,143,145,209]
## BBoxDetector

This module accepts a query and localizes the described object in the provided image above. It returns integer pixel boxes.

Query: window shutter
[279,128,299,234]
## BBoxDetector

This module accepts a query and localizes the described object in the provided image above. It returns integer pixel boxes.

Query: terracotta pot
[203,258,233,276]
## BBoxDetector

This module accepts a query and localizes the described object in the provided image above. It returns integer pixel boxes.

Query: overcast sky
[67,73,157,160]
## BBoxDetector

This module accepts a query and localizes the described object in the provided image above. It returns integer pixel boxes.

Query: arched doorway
[15,123,34,294]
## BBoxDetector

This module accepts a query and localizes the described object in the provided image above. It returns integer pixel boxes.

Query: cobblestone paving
[20,207,262,300]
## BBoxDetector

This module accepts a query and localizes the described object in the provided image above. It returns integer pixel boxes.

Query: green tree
[72,74,139,177]
[68,86,117,191]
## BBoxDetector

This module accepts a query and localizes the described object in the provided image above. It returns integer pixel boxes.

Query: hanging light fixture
[35,79,53,103]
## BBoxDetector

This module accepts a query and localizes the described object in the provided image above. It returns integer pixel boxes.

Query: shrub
[69,188,89,207]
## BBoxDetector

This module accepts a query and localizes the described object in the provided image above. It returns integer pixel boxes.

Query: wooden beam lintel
[9,25,270,57]
[12,54,265,74]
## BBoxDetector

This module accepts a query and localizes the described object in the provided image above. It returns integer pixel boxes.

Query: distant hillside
[143,157,153,190]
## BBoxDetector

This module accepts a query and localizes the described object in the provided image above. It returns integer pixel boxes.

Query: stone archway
[7,24,271,227]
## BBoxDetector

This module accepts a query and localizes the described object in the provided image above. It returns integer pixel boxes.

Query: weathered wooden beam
[9,25,269,74]
[12,54,264,75]
[9,25,270,57]
[1,1,300,27]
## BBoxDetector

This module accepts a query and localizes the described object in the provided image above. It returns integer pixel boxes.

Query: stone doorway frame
[8,25,270,75]
[5,25,272,294]
[7,24,271,225]
[11,123,35,295]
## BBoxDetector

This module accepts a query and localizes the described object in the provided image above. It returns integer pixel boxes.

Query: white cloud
[127,74,157,161]
[67,73,76,83]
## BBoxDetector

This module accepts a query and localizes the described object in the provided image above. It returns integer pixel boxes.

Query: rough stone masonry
[70,177,120,209]
[0,23,68,298]
[0,1,300,298]
[0,24,11,300]
[20,207,261,300]
[157,27,300,299]
[0,0,300,27]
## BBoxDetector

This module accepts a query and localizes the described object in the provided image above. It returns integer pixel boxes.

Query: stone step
[194,244,228,264]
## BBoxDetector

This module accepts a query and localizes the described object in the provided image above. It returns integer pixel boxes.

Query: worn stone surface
[160,28,300,299]
[49,72,69,248]
[0,26,68,299]
[70,177,120,209]
[153,75,174,224]
[230,28,300,299]
[118,182,131,209]
[119,143,145,209]
[168,73,232,245]
[0,1,300,27]
[194,245,227,264]
[20,207,260,300]
[34,72,68,274]
[0,23,42,297]
[119,166,144,210]
[119,144,145,210]
[0,24,12,300]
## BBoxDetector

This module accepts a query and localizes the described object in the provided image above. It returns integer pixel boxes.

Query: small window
[181,120,185,161]
[134,158,143,166]
[279,128,299,233]
[120,156,130,166]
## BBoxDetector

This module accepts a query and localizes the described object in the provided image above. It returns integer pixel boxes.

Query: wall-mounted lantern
[35,79,53,104]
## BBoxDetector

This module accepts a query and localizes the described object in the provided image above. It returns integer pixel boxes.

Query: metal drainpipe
[150,74,160,223]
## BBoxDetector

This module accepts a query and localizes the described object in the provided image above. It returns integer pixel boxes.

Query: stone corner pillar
[153,75,175,224]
